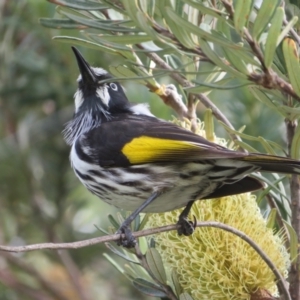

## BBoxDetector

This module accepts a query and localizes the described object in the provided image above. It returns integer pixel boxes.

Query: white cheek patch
[74,90,84,112]
[130,103,153,116]
[96,86,110,107]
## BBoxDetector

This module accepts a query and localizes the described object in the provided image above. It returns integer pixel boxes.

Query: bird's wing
[78,115,246,167]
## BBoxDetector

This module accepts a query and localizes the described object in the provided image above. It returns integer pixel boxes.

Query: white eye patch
[110,83,118,91]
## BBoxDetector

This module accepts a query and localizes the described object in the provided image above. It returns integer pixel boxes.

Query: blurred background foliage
[0,0,299,299]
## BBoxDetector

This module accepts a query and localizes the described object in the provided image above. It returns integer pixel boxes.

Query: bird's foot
[177,215,197,236]
[116,225,136,248]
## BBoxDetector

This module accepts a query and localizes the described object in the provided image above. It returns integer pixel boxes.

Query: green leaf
[222,47,249,74]
[105,243,139,264]
[53,36,119,54]
[164,7,246,51]
[171,269,183,296]
[248,87,287,116]
[48,0,107,10]
[264,7,284,68]
[252,0,280,40]
[277,16,299,46]
[179,292,194,300]
[86,33,153,44]
[162,7,196,49]
[39,18,88,29]
[132,278,167,297]
[291,123,300,159]
[188,78,251,93]
[282,37,300,97]
[145,248,167,283]
[103,253,124,273]
[233,0,253,34]
[182,0,228,21]
[283,220,298,264]
[198,38,247,78]
[57,6,139,32]
[266,208,277,229]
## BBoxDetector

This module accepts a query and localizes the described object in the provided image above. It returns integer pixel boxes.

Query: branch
[143,50,243,144]
[0,222,290,300]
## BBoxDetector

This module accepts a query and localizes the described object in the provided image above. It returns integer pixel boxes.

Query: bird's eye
[110,83,118,91]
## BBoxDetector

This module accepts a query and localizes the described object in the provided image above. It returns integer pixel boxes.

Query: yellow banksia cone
[146,119,290,300]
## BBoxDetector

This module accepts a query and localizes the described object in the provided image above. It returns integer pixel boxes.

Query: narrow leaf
[266,208,277,229]
[132,278,167,297]
[282,38,300,97]
[39,18,88,29]
[291,123,300,159]
[264,7,284,68]
[48,0,107,9]
[179,292,194,300]
[252,0,280,40]
[283,220,298,263]
[145,248,167,283]
[233,0,253,34]
[53,36,118,54]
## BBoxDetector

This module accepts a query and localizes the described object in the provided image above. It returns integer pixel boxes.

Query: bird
[65,46,300,247]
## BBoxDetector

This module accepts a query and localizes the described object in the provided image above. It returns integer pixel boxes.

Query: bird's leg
[177,200,196,236]
[116,191,162,248]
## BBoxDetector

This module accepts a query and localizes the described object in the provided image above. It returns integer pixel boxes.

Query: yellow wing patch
[121,136,199,164]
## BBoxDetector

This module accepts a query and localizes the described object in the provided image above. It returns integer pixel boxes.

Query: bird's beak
[72,47,97,85]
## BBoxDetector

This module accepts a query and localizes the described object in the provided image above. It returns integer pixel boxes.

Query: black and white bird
[64,47,300,247]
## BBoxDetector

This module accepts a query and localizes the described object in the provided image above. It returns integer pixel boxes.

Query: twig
[220,0,300,103]
[143,50,243,144]
[0,222,290,300]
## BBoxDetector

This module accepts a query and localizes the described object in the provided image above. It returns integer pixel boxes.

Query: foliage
[1,0,300,299]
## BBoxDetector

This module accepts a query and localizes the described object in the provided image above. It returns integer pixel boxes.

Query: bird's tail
[242,153,300,175]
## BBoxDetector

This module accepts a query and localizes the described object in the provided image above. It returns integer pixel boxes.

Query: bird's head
[72,47,131,116]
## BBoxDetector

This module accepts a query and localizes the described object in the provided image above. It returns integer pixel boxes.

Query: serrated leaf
[48,0,107,10]
[179,292,194,300]
[132,278,166,297]
[266,208,277,229]
[39,18,87,29]
[283,220,298,263]
[233,0,253,34]
[291,123,300,159]
[264,7,284,68]
[145,248,167,283]
[252,0,280,40]
[283,38,300,97]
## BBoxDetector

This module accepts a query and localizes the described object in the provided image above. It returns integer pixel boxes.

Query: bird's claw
[116,225,136,248]
[177,215,197,236]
